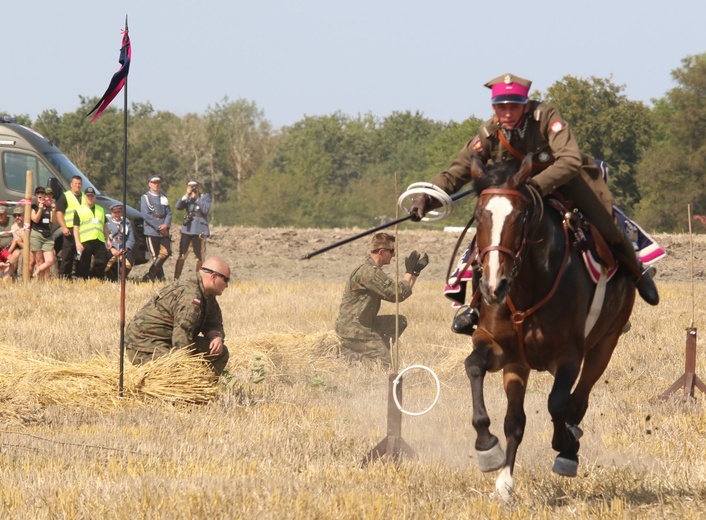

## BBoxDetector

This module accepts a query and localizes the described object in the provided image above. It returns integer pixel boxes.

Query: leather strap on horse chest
[506,218,572,369]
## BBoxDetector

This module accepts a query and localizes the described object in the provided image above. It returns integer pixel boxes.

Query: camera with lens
[183,212,195,226]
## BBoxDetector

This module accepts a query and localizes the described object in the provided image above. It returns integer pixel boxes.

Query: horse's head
[471,154,536,304]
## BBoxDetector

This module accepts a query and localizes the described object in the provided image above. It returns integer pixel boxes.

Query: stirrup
[451,305,479,336]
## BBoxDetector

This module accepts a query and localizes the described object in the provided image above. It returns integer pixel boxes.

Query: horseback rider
[408,73,659,334]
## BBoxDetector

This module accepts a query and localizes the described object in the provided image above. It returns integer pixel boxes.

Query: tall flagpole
[119,14,129,396]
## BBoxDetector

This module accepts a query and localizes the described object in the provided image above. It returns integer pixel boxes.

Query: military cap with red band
[485,73,532,105]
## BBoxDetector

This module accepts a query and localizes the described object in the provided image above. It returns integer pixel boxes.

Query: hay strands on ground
[0,344,218,414]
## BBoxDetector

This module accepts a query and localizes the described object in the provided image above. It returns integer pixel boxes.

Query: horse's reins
[476,186,571,369]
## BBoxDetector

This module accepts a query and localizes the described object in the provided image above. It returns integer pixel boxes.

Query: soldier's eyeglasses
[201,267,230,283]
[378,248,395,253]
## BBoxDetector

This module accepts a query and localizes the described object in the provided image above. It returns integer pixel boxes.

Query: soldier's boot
[636,264,659,305]
[612,233,659,306]
[174,258,185,280]
[451,267,481,336]
[451,305,480,336]
[155,257,168,281]
[144,257,167,282]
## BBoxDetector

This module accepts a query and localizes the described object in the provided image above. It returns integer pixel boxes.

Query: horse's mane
[472,161,520,196]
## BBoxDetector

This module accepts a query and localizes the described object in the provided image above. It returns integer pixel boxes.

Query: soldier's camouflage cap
[485,73,532,105]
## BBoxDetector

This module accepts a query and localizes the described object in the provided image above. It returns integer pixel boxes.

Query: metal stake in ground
[360,373,415,467]
[658,204,705,400]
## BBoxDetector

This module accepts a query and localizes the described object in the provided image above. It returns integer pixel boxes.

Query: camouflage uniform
[125,272,229,375]
[335,256,413,366]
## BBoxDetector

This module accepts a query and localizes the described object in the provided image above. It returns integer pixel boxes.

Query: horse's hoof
[476,443,505,472]
[568,424,583,440]
[552,456,578,477]
[494,467,515,502]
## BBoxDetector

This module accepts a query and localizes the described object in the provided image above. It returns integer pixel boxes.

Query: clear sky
[3,0,705,129]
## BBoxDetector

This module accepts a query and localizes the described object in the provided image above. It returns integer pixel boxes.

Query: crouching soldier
[125,256,232,376]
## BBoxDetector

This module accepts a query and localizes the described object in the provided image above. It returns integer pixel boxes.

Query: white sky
[3,0,704,129]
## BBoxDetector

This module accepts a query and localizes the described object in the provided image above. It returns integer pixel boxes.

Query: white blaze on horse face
[485,196,514,291]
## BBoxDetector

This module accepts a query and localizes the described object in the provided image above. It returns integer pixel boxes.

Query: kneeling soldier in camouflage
[335,232,429,368]
[125,256,232,376]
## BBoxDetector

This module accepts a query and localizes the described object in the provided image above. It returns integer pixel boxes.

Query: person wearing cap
[335,232,429,368]
[29,186,56,280]
[55,175,83,278]
[73,187,109,279]
[173,179,211,279]
[407,73,659,334]
[124,256,232,377]
[104,202,136,281]
[140,174,172,282]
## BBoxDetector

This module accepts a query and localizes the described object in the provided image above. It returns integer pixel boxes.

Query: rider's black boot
[451,305,480,336]
[636,265,659,306]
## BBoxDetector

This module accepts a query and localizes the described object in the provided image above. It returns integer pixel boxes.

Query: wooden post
[658,328,706,399]
[22,170,32,281]
[360,373,415,467]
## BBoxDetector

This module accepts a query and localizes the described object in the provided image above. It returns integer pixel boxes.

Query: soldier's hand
[407,194,430,222]
[209,336,224,356]
[413,252,429,276]
[405,250,420,274]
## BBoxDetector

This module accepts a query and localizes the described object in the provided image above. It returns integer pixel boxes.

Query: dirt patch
[161,226,705,284]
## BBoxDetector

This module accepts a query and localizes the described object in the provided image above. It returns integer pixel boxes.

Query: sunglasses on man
[200,267,230,283]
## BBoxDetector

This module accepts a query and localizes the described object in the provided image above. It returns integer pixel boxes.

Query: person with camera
[173,179,211,280]
[30,186,56,280]
[335,232,429,368]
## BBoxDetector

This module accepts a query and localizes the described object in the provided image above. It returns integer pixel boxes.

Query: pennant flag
[87,28,131,122]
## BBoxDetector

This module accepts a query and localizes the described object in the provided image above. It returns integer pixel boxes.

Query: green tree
[541,76,653,211]
[634,53,706,231]
[207,98,274,200]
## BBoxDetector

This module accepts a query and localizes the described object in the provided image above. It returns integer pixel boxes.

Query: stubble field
[1,226,706,519]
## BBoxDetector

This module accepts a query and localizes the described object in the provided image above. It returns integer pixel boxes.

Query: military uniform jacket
[335,256,413,340]
[141,191,172,237]
[175,193,211,236]
[430,100,619,242]
[106,217,135,251]
[125,273,225,354]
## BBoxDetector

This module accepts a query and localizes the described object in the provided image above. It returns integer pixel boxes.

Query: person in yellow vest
[73,187,109,279]
[55,175,83,278]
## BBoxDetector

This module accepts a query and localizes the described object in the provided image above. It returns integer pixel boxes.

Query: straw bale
[0,344,219,422]
[227,330,344,383]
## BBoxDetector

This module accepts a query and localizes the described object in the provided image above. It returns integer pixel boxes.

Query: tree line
[4,53,705,232]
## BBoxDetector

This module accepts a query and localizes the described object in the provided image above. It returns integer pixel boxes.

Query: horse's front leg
[549,362,581,477]
[465,341,505,473]
[491,364,530,501]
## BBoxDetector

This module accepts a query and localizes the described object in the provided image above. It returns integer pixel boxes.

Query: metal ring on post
[392,365,441,416]
[397,182,454,222]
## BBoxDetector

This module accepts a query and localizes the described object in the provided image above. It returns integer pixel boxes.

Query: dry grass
[2,270,706,518]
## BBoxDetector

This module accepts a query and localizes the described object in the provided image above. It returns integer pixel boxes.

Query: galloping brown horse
[465,155,635,500]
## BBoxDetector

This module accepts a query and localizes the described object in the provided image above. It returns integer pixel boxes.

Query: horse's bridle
[476,187,535,281]
[475,184,570,368]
